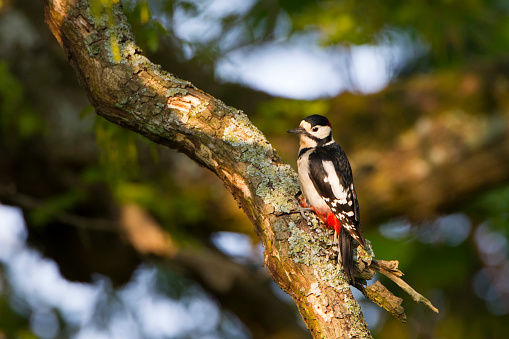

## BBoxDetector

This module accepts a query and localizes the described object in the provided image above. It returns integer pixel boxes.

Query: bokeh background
[1,0,509,338]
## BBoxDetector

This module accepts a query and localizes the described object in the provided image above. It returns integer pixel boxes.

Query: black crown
[303,114,330,127]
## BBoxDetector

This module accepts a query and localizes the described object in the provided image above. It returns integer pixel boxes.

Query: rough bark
[43,0,371,337]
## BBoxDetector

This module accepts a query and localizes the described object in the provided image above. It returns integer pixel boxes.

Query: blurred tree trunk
[43,0,372,338]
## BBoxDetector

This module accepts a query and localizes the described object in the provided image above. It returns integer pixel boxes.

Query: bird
[287,114,365,284]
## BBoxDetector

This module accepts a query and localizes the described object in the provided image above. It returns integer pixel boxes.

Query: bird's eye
[312,127,319,132]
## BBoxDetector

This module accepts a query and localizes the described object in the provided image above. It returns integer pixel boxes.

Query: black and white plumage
[287,114,365,283]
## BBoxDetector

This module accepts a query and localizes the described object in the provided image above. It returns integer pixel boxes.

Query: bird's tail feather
[334,228,355,284]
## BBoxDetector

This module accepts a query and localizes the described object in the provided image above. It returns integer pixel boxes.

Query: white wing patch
[322,160,348,204]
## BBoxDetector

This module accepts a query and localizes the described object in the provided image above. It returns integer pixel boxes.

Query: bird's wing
[351,185,365,245]
[308,147,365,246]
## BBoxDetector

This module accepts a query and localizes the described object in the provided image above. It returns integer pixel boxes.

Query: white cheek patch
[301,121,331,140]
[314,126,331,139]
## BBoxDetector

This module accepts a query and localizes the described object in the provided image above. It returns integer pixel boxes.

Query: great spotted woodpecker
[287,114,365,284]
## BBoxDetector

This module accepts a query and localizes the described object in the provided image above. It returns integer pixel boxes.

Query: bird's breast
[297,149,329,212]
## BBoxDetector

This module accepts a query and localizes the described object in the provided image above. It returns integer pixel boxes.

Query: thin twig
[371,259,439,313]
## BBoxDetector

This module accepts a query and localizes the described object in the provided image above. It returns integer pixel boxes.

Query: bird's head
[287,114,333,148]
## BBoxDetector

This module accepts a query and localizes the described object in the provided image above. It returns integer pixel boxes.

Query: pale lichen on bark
[221,112,299,213]
[287,214,371,337]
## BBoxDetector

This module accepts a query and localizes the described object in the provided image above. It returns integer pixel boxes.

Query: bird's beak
[287,127,305,134]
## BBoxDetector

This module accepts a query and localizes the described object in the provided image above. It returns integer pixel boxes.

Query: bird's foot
[295,191,309,208]
[298,206,313,222]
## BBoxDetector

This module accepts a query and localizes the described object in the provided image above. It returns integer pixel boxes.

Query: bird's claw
[298,206,313,222]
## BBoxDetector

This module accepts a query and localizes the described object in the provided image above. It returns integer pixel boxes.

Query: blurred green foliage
[0,61,43,139]
[285,0,509,66]
[94,116,141,182]
[254,99,330,134]
[1,0,509,338]
[122,0,509,71]
[470,184,509,233]
[0,292,31,338]
[124,0,165,53]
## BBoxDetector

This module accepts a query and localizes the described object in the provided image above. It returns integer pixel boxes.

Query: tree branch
[41,0,435,337]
